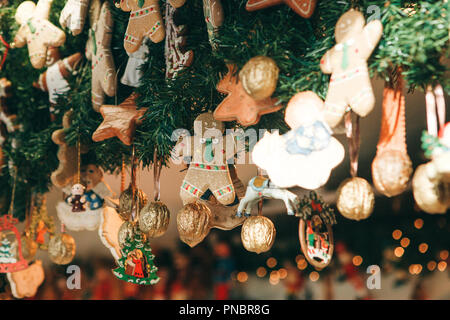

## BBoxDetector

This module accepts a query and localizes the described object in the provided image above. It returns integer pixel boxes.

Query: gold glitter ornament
[241,215,276,254]
[337,177,375,221]
[139,201,170,238]
[372,151,412,198]
[118,220,135,248]
[118,186,148,221]
[48,233,76,265]
[177,202,211,247]
[239,56,279,100]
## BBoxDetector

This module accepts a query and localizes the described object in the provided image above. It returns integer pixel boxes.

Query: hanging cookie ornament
[202,0,224,50]
[177,201,212,247]
[7,260,45,299]
[0,171,28,273]
[112,228,159,285]
[320,9,383,128]
[12,0,66,69]
[372,71,412,197]
[28,194,55,251]
[59,0,90,36]
[239,56,279,101]
[214,64,281,126]
[246,0,318,18]
[139,152,170,238]
[252,91,344,189]
[412,84,450,214]
[48,225,76,265]
[337,113,375,220]
[237,176,299,217]
[164,2,194,79]
[297,191,336,269]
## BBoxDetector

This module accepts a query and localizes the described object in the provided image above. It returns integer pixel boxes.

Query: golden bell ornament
[118,221,135,248]
[337,177,375,221]
[48,233,76,265]
[241,216,276,254]
[177,202,211,247]
[372,150,412,197]
[412,163,450,214]
[118,187,148,221]
[139,201,170,238]
[239,56,279,100]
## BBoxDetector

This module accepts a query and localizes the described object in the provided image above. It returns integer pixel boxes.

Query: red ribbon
[0,35,10,71]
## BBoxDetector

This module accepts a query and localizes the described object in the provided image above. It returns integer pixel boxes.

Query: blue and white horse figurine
[236,176,299,217]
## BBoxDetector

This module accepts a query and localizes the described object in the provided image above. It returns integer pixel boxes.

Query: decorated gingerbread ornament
[33,52,83,107]
[252,91,344,189]
[13,0,66,69]
[297,191,336,269]
[7,260,44,299]
[51,110,86,188]
[92,93,147,146]
[320,9,383,128]
[85,1,116,112]
[173,113,237,206]
[119,0,164,54]
[202,0,224,49]
[246,0,317,18]
[164,3,194,79]
[214,64,281,126]
[59,0,90,36]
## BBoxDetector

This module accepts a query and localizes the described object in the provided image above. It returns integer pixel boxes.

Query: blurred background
[0,78,449,300]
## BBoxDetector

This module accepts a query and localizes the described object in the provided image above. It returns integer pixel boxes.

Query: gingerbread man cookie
[59,0,90,36]
[246,0,317,18]
[13,0,66,69]
[320,9,383,128]
[173,113,237,206]
[86,1,116,112]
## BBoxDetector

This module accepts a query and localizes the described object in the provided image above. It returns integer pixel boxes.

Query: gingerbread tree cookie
[86,1,116,112]
[320,9,383,128]
[59,0,90,36]
[214,64,281,126]
[13,0,66,69]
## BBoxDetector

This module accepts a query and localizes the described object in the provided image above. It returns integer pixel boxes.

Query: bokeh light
[256,267,267,278]
[237,272,248,283]
[392,229,402,240]
[266,257,277,269]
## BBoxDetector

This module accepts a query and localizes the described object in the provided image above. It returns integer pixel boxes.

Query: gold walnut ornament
[241,215,276,254]
[239,56,279,101]
[139,201,170,238]
[177,202,211,247]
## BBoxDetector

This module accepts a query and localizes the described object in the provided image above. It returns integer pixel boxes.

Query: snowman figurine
[67,183,86,212]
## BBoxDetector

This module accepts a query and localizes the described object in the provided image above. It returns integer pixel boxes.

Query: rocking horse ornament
[297,191,336,269]
[237,176,299,217]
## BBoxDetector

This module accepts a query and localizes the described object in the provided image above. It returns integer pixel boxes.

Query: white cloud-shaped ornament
[57,165,115,231]
[252,91,344,190]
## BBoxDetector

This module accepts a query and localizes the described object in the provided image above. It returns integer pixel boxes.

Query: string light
[295,254,305,263]
[427,261,437,271]
[278,268,288,279]
[256,267,267,278]
[237,272,248,283]
[439,250,449,260]
[418,243,428,253]
[352,255,363,266]
[408,264,422,275]
[392,229,402,240]
[414,218,424,229]
[400,237,410,248]
[269,271,280,285]
[394,247,405,258]
[309,271,320,282]
[297,259,308,270]
[437,261,447,272]
[266,257,277,269]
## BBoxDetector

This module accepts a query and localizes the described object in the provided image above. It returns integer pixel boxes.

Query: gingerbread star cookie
[214,64,281,126]
[92,93,147,145]
[246,0,317,18]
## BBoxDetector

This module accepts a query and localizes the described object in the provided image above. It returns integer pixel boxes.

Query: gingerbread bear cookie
[13,0,66,69]
[86,1,116,112]
[173,113,237,206]
[60,0,90,36]
[320,9,383,128]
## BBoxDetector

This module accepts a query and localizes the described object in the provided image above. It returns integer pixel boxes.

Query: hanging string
[257,167,263,216]
[345,112,360,177]
[121,154,126,193]
[153,148,162,202]
[0,35,10,72]
[8,166,17,217]
[130,144,138,222]
[76,133,81,185]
